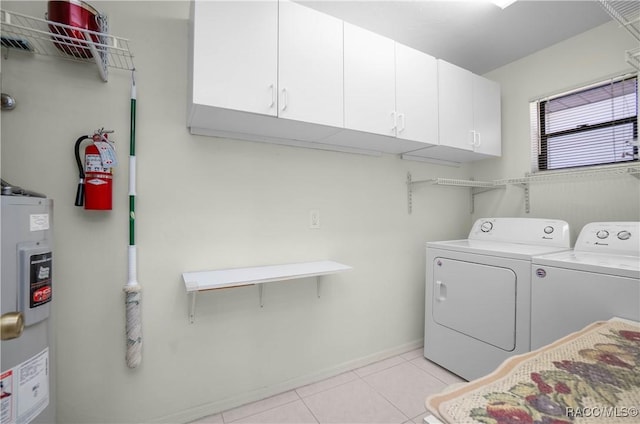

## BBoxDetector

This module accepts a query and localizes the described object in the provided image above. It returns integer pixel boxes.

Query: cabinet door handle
[391,111,397,132]
[269,84,275,108]
[469,130,476,146]
[475,132,482,147]
[281,88,288,111]
[398,113,406,133]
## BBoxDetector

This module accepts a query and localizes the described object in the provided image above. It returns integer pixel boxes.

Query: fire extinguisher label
[87,178,109,185]
[93,140,118,168]
[29,252,52,308]
[85,154,109,173]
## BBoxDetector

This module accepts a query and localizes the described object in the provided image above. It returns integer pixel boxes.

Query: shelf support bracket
[189,292,197,324]
[407,172,413,214]
[317,277,321,299]
[510,178,531,214]
[259,285,264,308]
[471,187,496,214]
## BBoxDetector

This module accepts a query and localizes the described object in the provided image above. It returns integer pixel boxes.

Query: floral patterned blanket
[426,318,640,424]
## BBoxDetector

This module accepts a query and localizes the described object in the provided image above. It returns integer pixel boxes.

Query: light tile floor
[191,348,466,424]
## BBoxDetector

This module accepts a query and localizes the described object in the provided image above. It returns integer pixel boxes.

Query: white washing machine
[424,217,570,381]
[531,222,640,349]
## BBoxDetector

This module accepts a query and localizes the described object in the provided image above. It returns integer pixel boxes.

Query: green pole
[124,70,142,368]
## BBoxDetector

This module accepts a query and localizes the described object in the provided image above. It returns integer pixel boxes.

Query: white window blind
[530,75,638,172]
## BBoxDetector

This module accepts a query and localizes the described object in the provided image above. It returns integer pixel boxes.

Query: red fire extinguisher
[74,129,116,210]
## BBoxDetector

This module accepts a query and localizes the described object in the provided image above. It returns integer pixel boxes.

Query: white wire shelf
[600,0,640,41]
[1,9,134,82]
[423,178,500,188]
[497,164,640,185]
[408,164,640,214]
[406,174,504,214]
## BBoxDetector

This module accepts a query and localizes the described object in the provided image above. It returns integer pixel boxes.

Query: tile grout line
[406,358,452,386]
[408,357,467,386]
[357,362,412,423]
[298,394,321,424]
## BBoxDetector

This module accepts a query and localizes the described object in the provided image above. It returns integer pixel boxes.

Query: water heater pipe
[124,70,142,368]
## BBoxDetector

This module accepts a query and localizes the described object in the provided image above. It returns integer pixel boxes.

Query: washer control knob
[596,230,609,239]
[480,221,493,233]
[617,230,631,241]
[544,226,554,234]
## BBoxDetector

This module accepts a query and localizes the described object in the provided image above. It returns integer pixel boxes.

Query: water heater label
[0,348,49,424]
[30,253,53,308]
[29,214,49,232]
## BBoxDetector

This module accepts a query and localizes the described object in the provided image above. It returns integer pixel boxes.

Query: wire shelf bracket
[627,46,640,72]
[1,9,134,82]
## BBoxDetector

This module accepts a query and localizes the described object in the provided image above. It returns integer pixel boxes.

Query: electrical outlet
[309,209,320,229]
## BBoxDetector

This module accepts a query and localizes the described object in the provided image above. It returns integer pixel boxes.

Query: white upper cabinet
[472,74,501,156]
[343,23,397,137]
[437,60,475,151]
[189,1,278,117]
[278,0,343,127]
[341,23,438,147]
[188,1,498,160]
[437,59,501,156]
[395,43,438,145]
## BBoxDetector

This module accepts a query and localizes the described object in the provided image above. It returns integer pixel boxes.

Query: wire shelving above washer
[0,9,134,82]
[408,164,640,214]
[599,1,640,71]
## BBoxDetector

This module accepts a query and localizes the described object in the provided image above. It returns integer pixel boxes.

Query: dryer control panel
[469,217,570,247]
[575,222,640,256]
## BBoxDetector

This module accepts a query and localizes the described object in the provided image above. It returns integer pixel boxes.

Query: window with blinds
[531,75,638,172]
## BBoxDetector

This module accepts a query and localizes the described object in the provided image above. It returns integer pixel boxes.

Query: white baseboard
[152,339,424,424]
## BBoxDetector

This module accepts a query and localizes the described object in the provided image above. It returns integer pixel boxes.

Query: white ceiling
[297,1,613,74]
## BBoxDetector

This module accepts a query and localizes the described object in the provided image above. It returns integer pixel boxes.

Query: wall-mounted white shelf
[1,9,134,82]
[409,164,640,215]
[182,260,352,323]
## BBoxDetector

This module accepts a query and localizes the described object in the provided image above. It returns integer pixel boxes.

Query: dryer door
[432,257,517,351]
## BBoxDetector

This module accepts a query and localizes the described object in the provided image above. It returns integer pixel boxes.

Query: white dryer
[424,217,570,381]
[531,222,640,349]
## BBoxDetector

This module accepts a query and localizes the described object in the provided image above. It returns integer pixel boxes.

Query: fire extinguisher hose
[124,70,142,369]
[73,135,91,206]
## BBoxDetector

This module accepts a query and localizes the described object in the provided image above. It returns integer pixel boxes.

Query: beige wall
[471,21,640,241]
[1,2,473,422]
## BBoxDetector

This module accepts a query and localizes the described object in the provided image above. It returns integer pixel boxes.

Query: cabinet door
[395,44,438,145]
[343,23,396,136]
[473,75,502,156]
[191,1,278,116]
[437,60,474,151]
[278,1,343,127]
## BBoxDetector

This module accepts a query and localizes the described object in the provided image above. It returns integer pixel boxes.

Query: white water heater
[1,189,55,424]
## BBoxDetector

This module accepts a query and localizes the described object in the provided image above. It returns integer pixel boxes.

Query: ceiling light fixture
[491,0,517,9]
